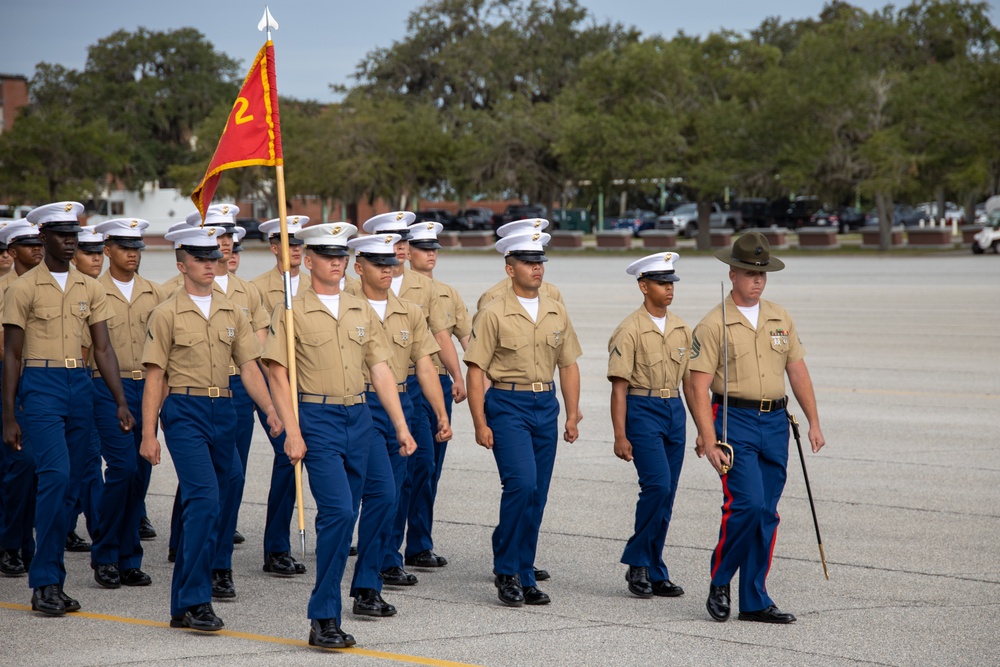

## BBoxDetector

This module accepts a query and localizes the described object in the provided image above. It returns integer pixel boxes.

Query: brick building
[0,74,29,134]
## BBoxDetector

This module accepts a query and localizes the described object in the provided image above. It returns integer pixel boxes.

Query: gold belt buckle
[659,388,672,399]
[228,365,236,376]
[131,370,144,380]
[64,358,78,369]
[208,386,220,398]
[343,395,355,406]
[531,382,544,392]
[760,398,772,412]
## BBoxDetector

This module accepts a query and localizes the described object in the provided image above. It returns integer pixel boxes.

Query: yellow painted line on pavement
[819,387,998,400]
[0,602,484,667]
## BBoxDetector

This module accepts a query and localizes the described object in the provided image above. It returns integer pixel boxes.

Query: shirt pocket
[173,332,205,370]
[299,330,334,369]
[769,337,790,374]
[728,341,754,386]
[33,305,62,341]
[499,335,528,352]
[392,331,413,349]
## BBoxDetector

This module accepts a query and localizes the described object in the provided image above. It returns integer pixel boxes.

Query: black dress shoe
[65,531,91,552]
[707,583,731,621]
[349,545,358,557]
[167,548,176,563]
[309,618,356,648]
[31,585,66,616]
[404,550,447,568]
[233,530,245,545]
[523,585,551,605]
[380,566,417,586]
[352,588,397,617]
[738,605,797,624]
[170,603,224,631]
[534,567,550,582]
[651,579,685,597]
[93,563,121,589]
[263,551,306,576]
[138,516,157,541]
[121,568,152,587]
[494,574,524,607]
[626,565,653,598]
[58,586,81,612]
[0,549,26,576]
[211,569,236,599]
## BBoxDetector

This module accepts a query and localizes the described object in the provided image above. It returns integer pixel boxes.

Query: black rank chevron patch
[612,345,622,358]
[690,335,701,359]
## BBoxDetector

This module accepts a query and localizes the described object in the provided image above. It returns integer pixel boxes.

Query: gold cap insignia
[427,223,434,230]
[533,220,541,228]
[532,233,540,241]
[395,212,404,221]
[384,236,393,244]
[64,203,73,212]
[293,216,300,224]
[221,205,230,215]
[130,219,138,228]
[207,228,217,236]
[664,253,672,260]
[332,225,342,235]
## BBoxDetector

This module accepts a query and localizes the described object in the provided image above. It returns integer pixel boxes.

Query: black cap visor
[106,236,146,250]
[77,243,105,254]
[508,250,548,263]
[307,245,350,257]
[358,252,400,266]
[410,240,441,250]
[180,244,224,260]
[9,235,42,247]
[269,234,305,245]
[638,271,678,283]
[40,221,83,233]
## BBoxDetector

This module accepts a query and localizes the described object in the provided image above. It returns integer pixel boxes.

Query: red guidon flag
[191,40,283,220]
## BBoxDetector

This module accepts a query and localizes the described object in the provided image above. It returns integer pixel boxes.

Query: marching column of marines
[0,202,825,645]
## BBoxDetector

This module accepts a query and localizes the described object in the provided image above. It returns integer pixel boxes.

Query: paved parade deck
[2,250,996,666]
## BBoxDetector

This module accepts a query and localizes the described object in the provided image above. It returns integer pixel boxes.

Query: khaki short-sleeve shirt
[365,291,439,385]
[3,264,111,361]
[97,272,168,373]
[476,277,563,312]
[607,306,692,390]
[464,289,582,384]
[398,268,449,335]
[262,287,390,397]
[429,278,471,371]
[142,291,261,389]
[222,274,269,332]
[251,268,310,315]
[688,294,805,400]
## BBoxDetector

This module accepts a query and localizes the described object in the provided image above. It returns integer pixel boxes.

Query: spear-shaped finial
[258,6,279,40]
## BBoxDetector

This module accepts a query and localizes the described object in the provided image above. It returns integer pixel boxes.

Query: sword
[717,282,733,474]
[787,411,830,580]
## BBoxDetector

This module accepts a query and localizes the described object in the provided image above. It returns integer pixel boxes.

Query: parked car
[457,207,494,230]
[665,203,744,238]
[809,207,868,233]
[734,198,771,228]
[971,210,1000,253]
[610,209,658,237]
[491,204,548,234]
[916,201,965,224]
[415,208,472,231]
[865,205,926,228]
[237,217,264,241]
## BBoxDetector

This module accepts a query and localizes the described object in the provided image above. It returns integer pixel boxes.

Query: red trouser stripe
[711,467,732,580]
[764,512,781,581]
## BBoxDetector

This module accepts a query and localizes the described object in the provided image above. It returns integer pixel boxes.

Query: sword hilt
[716,441,734,475]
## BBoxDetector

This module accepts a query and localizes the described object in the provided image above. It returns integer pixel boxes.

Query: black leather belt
[628,387,679,399]
[713,394,787,412]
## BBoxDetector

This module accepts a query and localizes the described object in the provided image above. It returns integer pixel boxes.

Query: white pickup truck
[658,203,744,238]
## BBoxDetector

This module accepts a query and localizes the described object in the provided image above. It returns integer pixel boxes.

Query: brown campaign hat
[714,231,785,272]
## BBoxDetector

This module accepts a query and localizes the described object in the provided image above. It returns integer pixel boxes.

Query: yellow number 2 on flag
[233,97,255,125]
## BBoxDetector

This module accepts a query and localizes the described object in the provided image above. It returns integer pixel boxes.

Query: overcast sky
[3,1,997,102]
